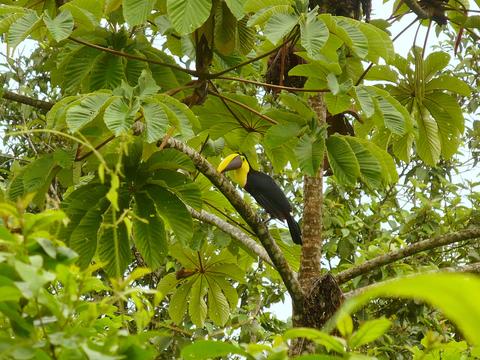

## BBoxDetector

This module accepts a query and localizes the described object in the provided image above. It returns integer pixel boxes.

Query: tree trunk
[290,95,344,355]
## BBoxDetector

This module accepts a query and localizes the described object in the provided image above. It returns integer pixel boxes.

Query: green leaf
[142,101,168,143]
[225,0,245,19]
[7,11,42,49]
[153,94,199,138]
[207,279,230,326]
[156,272,178,302]
[43,10,74,42]
[181,340,248,360]
[97,211,131,278]
[104,97,140,136]
[326,135,360,186]
[189,275,208,327]
[66,93,111,133]
[264,122,301,149]
[264,13,297,45]
[283,328,345,354]
[336,18,368,59]
[354,85,375,118]
[167,0,212,35]
[214,2,238,56]
[89,54,124,90]
[61,46,102,95]
[368,87,407,135]
[336,313,353,337]
[425,75,471,96]
[349,318,391,348]
[133,193,167,269]
[0,286,22,302]
[295,133,325,176]
[143,149,195,172]
[150,170,203,210]
[424,51,450,81]
[169,278,194,324]
[324,93,351,115]
[70,197,110,268]
[339,273,480,346]
[416,108,441,165]
[123,0,156,26]
[345,137,382,188]
[146,185,193,244]
[300,15,329,59]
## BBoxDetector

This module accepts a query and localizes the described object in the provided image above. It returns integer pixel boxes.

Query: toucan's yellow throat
[217,153,250,187]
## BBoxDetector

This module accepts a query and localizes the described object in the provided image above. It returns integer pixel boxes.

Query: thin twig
[217,76,329,93]
[69,37,198,77]
[207,90,278,125]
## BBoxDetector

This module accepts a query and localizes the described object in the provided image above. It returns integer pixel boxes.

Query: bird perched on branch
[217,154,302,245]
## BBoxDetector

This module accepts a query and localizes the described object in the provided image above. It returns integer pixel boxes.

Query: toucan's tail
[286,214,302,245]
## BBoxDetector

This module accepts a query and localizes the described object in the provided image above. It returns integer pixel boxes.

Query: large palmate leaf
[264,13,297,45]
[214,1,237,56]
[150,170,203,210]
[167,0,212,35]
[89,54,125,90]
[326,135,360,186]
[345,137,382,188]
[104,97,140,136]
[43,10,74,42]
[7,10,42,49]
[143,149,195,172]
[300,12,329,59]
[65,92,111,133]
[294,132,325,177]
[133,193,167,269]
[123,0,156,26]
[416,105,441,165]
[61,46,103,94]
[142,101,169,143]
[61,184,109,266]
[167,244,241,327]
[368,86,409,135]
[146,185,193,244]
[70,197,110,268]
[151,94,199,139]
[97,209,131,278]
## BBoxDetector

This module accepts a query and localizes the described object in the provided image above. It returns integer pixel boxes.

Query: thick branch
[188,206,274,266]
[344,261,480,298]
[165,137,304,309]
[1,90,54,112]
[336,228,480,284]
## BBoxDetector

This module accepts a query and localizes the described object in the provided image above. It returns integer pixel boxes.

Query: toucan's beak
[217,154,242,173]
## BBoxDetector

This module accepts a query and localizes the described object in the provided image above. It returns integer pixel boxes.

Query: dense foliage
[1,0,480,359]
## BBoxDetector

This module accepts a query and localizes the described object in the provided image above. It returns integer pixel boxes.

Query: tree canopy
[1,0,480,358]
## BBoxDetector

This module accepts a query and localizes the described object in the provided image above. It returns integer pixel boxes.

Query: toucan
[217,154,302,245]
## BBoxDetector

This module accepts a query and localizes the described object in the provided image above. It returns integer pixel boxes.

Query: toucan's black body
[244,169,302,245]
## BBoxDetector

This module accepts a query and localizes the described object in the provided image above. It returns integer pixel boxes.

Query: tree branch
[344,261,480,298]
[336,228,480,284]
[69,37,199,77]
[165,137,304,310]
[1,90,54,112]
[207,90,278,125]
[188,206,274,266]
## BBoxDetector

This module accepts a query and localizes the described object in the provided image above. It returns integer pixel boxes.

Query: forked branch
[336,228,480,284]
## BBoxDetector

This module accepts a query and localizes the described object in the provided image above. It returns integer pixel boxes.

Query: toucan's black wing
[244,169,292,220]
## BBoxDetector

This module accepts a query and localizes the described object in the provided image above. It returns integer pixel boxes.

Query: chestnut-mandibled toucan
[217,154,302,245]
